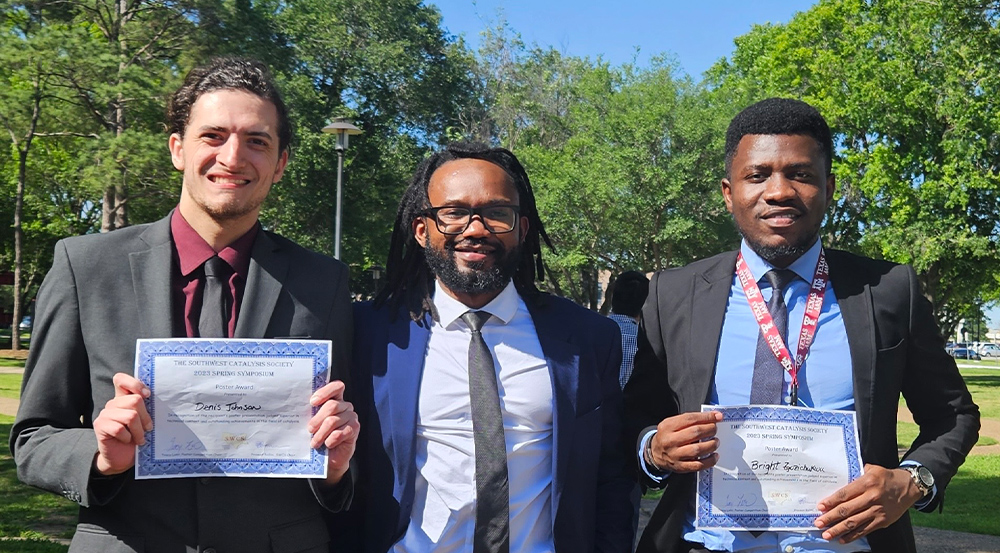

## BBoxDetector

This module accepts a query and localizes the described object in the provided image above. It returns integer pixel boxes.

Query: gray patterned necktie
[460,310,510,553]
[749,269,797,404]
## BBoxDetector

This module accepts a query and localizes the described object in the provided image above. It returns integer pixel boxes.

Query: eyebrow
[196,125,274,141]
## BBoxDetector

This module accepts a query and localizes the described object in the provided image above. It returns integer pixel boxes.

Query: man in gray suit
[10,57,358,553]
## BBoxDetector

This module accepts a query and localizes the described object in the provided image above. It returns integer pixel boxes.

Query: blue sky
[427,0,1000,328]
[428,0,818,78]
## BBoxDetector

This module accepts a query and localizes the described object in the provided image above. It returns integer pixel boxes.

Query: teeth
[211,177,250,185]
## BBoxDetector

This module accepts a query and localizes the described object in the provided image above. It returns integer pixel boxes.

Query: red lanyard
[736,250,829,405]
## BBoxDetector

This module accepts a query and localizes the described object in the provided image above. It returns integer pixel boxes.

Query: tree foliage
[706,0,1000,334]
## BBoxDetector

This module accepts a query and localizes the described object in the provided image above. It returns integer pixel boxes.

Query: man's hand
[647,411,723,473]
[814,464,923,543]
[93,373,152,476]
[308,380,359,485]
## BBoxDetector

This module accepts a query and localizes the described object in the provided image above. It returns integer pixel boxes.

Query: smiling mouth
[761,212,801,225]
[209,175,251,186]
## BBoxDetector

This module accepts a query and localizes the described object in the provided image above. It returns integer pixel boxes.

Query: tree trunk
[12,149,27,351]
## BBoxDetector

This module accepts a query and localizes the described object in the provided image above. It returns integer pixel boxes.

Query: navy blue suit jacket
[330,291,635,553]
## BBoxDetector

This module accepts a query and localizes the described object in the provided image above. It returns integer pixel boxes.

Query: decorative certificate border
[697,405,863,530]
[134,339,331,478]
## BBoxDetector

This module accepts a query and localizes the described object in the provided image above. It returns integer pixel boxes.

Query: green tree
[707,0,1000,335]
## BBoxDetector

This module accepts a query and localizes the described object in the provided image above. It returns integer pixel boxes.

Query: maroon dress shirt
[170,209,258,338]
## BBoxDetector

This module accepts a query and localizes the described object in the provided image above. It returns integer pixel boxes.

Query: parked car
[18,315,31,331]
[978,344,1000,358]
[950,347,981,360]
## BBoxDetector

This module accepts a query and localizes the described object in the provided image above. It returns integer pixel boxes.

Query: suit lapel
[129,216,175,339]
[235,230,287,338]
[684,252,738,413]
[377,314,429,507]
[524,297,579,525]
[828,252,876,451]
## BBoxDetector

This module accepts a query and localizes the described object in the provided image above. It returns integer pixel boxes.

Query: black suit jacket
[10,213,353,553]
[624,249,980,553]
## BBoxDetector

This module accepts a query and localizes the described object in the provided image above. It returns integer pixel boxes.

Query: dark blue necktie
[749,269,796,404]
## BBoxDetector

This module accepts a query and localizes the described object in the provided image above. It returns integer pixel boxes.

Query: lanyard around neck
[736,249,829,405]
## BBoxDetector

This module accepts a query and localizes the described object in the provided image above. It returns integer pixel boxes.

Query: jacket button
[200,478,212,485]
[204,548,217,553]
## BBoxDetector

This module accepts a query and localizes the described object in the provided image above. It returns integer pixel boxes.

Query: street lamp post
[369,264,384,297]
[321,118,363,260]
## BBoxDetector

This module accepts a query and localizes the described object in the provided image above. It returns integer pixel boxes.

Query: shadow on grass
[0,420,75,552]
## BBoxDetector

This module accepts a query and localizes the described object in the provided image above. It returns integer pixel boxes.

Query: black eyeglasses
[422,205,520,235]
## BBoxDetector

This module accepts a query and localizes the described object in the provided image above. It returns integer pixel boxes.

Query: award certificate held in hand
[134,339,331,479]
[696,405,864,531]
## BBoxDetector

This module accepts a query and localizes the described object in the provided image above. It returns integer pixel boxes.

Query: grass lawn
[0,359,25,369]
[910,454,1000,535]
[0,416,74,552]
[0,375,23,401]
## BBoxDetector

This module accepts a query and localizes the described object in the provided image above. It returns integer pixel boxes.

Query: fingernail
[142,387,151,398]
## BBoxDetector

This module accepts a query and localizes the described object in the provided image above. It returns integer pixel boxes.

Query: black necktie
[749,269,797,404]
[460,310,510,553]
[199,256,230,338]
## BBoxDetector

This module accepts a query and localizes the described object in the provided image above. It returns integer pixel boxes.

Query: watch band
[643,432,666,473]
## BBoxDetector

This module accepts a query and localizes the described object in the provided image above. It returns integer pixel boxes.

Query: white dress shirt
[393,281,555,553]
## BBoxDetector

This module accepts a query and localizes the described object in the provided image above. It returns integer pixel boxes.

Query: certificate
[134,339,331,479]
[696,405,863,531]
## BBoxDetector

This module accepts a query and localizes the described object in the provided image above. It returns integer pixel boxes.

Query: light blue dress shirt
[643,240,871,552]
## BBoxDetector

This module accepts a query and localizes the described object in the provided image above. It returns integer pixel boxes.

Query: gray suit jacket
[624,249,980,553]
[10,213,353,553]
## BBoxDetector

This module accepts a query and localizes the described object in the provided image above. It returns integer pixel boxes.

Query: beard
[424,236,522,296]
[738,224,818,267]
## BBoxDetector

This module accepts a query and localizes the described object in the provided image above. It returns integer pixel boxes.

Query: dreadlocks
[375,142,554,324]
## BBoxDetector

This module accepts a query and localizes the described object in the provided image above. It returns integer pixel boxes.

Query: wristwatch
[902,465,934,497]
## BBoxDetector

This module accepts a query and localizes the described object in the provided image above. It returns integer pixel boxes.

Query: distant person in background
[609,270,650,389]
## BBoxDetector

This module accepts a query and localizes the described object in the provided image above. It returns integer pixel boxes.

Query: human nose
[461,213,492,237]
[216,136,244,168]
[762,174,796,202]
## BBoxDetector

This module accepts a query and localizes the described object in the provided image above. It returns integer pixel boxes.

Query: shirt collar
[170,208,259,279]
[433,279,519,329]
[739,238,823,285]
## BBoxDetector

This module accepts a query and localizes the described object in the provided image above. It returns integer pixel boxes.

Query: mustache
[444,237,504,252]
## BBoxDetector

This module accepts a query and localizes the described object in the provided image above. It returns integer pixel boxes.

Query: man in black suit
[625,98,979,553]
[10,57,358,553]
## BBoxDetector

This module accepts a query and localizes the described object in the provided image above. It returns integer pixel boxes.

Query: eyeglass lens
[435,206,517,234]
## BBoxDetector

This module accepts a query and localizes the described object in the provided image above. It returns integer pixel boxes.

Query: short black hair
[610,271,649,318]
[168,56,292,153]
[724,97,833,176]
[376,142,554,323]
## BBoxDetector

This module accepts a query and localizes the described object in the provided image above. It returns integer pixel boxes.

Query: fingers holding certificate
[134,338,347,479]
[93,373,153,476]
[647,411,723,473]
[308,379,359,484]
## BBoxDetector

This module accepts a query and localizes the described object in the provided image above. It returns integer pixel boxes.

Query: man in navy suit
[332,142,634,553]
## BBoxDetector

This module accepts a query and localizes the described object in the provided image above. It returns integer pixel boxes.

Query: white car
[977,344,1000,357]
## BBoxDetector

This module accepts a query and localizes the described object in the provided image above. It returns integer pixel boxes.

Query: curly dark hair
[167,56,292,153]
[376,142,554,324]
[724,97,833,177]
